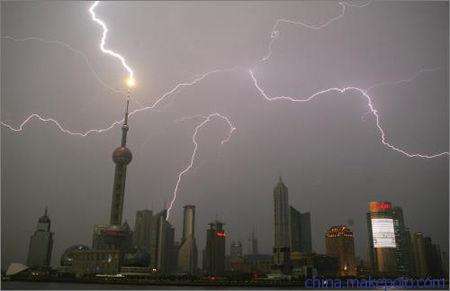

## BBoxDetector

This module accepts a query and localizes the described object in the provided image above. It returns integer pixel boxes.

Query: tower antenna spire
[124,98,130,126]
[121,99,130,147]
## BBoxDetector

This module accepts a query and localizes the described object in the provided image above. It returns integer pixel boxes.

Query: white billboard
[371,218,396,248]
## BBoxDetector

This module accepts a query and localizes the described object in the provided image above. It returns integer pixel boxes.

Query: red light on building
[216,231,226,237]
[369,201,392,213]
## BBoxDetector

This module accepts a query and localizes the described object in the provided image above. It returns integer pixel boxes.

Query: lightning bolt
[366,67,442,92]
[166,113,236,219]
[249,69,449,159]
[257,0,372,65]
[89,1,134,82]
[0,68,234,136]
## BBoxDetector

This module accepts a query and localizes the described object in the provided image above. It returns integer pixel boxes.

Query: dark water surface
[1,281,239,290]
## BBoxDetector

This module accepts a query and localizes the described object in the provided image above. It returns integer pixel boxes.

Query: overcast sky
[1,1,448,267]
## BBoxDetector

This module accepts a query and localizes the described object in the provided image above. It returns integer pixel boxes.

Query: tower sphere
[112,146,132,165]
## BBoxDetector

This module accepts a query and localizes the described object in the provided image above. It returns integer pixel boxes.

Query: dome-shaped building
[60,245,90,266]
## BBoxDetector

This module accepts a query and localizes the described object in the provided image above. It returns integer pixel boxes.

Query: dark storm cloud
[1,1,448,267]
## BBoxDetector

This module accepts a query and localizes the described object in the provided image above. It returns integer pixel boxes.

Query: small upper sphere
[112,146,132,165]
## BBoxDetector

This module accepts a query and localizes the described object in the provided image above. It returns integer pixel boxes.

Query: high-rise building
[230,241,243,258]
[441,251,449,279]
[366,201,397,276]
[411,232,427,277]
[299,212,312,253]
[426,240,444,278]
[273,177,291,271]
[391,206,414,276]
[203,220,226,276]
[27,207,54,269]
[146,210,163,267]
[250,229,259,255]
[290,206,312,254]
[133,209,154,252]
[325,225,357,277]
[410,232,445,278]
[92,101,133,252]
[178,205,198,274]
[151,209,176,273]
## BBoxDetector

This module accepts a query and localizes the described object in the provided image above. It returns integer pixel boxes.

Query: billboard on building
[369,201,392,213]
[371,218,396,248]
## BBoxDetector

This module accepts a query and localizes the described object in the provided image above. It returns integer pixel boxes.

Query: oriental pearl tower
[110,99,132,226]
[91,98,133,251]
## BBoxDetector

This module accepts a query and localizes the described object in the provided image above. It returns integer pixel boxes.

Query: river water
[1,281,231,290]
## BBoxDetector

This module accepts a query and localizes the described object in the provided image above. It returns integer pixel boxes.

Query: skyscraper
[27,207,54,269]
[92,101,133,252]
[250,229,259,255]
[203,220,226,276]
[391,206,414,275]
[366,201,397,276]
[133,209,154,251]
[178,205,198,274]
[150,209,176,273]
[290,206,312,254]
[441,251,449,279]
[273,177,291,271]
[325,225,357,277]
[410,232,445,278]
[411,232,427,277]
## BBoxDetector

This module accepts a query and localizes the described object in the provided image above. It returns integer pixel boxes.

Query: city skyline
[2,0,448,274]
[12,175,448,278]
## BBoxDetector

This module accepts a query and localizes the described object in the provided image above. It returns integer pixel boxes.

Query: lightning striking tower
[110,99,133,225]
[89,1,135,86]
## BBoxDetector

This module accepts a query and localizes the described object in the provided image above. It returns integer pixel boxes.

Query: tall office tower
[203,220,226,276]
[366,201,397,276]
[299,212,312,253]
[151,209,176,273]
[133,210,154,251]
[441,251,449,279]
[325,225,357,277]
[250,229,259,255]
[178,205,198,274]
[391,206,414,275]
[230,241,243,258]
[411,232,428,277]
[273,177,291,271]
[27,208,54,269]
[427,241,444,277]
[290,206,312,254]
[92,101,134,252]
[148,210,165,268]
[411,233,445,278]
